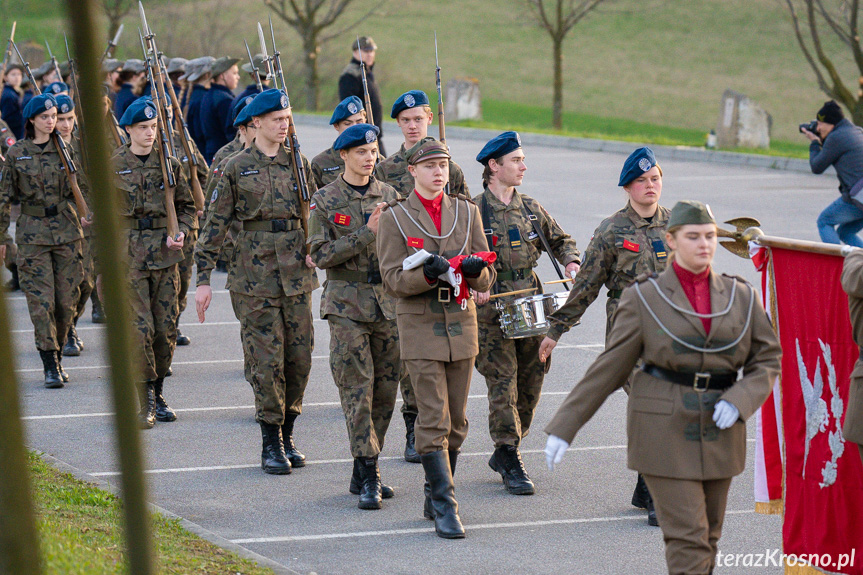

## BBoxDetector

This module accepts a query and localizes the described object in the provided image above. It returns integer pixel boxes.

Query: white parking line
[10,318,330,334]
[231,509,756,544]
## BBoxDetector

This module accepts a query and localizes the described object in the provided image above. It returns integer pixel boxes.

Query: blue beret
[618,146,659,187]
[231,94,256,127]
[390,90,429,119]
[22,94,57,120]
[245,88,290,119]
[333,123,379,151]
[330,96,364,125]
[45,82,69,95]
[118,97,158,127]
[476,131,522,164]
[54,94,75,114]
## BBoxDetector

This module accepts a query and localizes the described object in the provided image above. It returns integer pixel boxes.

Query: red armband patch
[407,237,424,248]
[623,240,640,252]
[333,212,350,225]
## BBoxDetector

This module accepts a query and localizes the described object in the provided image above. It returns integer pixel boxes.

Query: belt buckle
[44,205,58,217]
[514,269,525,280]
[272,219,287,232]
[438,287,451,303]
[693,372,711,392]
[139,217,153,230]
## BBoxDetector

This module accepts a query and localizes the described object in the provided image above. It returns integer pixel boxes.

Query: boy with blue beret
[311,96,368,189]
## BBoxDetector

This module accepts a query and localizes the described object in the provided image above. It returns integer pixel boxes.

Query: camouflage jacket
[111,144,196,271]
[547,201,670,341]
[0,119,16,156]
[0,138,87,246]
[308,175,400,322]
[171,131,209,230]
[311,146,344,190]
[205,135,244,205]
[373,137,468,197]
[473,188,580,324]
[195,140,319,297]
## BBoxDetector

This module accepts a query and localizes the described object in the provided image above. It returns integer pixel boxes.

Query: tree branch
[806,0,856,107]
[786,0,833,95]
[849,0,863,74]
[320,0,388,43]
[814,0,851,46]
[563,0,605,33]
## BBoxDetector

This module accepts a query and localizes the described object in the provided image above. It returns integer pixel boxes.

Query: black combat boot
[421,450,465,539]
[646,489,659,527]
[62,325,81,357]
[54,351,70,383]
[152,378,177,422]
[631,474,650,509]
[425,449,459,520]
[72,322,83,350]
[137,382,156,429]
[281,413,305,468]
[260,422,291,475]
[403,412,420,463]
[176,329,190,346]
[489,445,535,495]
[90,292,106,324]
[350,458,394,498]
[356,457,383,510]
[39,349,63,388]
[6,262,20,291]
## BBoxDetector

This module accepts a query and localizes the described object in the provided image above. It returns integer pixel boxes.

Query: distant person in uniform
[339,36,384,156]
[113,59,146,120]
[311,96,367,189]
[183,56,215,155]
[230,53,269,123]
[1,63,27,139]
[201,56,240,164]
[102,58,124,104]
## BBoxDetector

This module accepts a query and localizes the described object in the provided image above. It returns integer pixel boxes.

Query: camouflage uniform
[310,146,344,190]
[203,134,243,266]
[473,188,580,447]
[70,136,95,326]
[0,138,85,352]
[547,201,670,342]
[112,144,196,381]
[308,175,401,458]
[195,140,319,425]
[0,119,16,156]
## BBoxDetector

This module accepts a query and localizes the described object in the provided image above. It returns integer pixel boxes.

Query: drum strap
[481,195,495,249]
[520,202,569,290]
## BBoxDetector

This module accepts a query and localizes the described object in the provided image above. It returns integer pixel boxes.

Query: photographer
[802,100,863,247]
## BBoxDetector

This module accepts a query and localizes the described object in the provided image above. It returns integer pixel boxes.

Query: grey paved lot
[7,122,831,574]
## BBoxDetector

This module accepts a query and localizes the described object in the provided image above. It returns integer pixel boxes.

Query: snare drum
[494,292,574,339]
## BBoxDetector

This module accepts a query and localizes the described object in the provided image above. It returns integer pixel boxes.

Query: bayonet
[101,23,123,63]
[257,22,272,81]
[357,35,374,126]
[244,39,263,92]
[46,40,62,82]
[269,15,284,92]
[139,1,151,37]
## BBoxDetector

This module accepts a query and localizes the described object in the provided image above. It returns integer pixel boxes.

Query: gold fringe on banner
[755,500,783,515]
[785,561,829,575]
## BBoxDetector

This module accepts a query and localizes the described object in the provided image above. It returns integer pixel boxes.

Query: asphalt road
[7,123,832,574]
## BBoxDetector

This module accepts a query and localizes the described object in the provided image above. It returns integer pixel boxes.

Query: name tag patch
[652,239,667,261]
[334,213,351,226]
[240,169,259,176]
[116,169,132,175]
[527,231,539,240]
[323,166,340,172]
[623,239,640,252]
[16,156,32,160]
[407,237,424,248]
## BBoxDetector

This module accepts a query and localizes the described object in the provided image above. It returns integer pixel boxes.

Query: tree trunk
[302,29,319,111]
[853,99,863,127]
[552,35,563,130]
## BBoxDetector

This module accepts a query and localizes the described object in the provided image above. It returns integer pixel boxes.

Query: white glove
[713,400,740,430]
[403,249,432,270]
[544,434,570,471]
[569,270,577,280]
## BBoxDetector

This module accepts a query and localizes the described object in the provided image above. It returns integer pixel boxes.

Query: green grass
[27,452,275,575]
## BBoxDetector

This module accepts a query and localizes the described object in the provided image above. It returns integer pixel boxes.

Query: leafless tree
[785,0,863,123]
[524,0,607,130]
[102,0,134,41]
[264,0,387,110]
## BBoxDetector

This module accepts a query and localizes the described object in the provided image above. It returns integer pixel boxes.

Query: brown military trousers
[128,264,179,381]
[328,315,400,458]
[406,357,475,454]
[643,475,733,575]
[231,291,313,425]
[18,240,84,351]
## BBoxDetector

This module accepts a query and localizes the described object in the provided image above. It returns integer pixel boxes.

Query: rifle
[11,40,90,222]
[0,21,15,87]
[63,33,87,166]
[244,39,263,92]
[101,23,123,64]
[356,36,374,127]
[257,22,274,84]
[139,6,180,240]
[45,40,63,83]
[267,17,310,246]
[433,32,453,197]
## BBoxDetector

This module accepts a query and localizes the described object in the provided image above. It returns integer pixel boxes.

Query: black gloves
[423,254,450,281]
[461,255,488,278]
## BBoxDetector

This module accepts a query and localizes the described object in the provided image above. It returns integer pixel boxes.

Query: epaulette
[635,271,659,284]
[453,193,476,205]
[721,272,751,286]
[382,197,406,212]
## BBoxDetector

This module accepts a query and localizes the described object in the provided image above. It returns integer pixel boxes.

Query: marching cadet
[544,200,782,575]
[183,56,214,155]
[841,248,863,463]
[166,58,187,94]
[229,54,269,124]
[44,82,69,97]
[308,123,401,510]
[311,96,366,189]
[374,90,470,463]
[200,56,240,164]
[538,146,670,525]
[1,63,26,139]
[102,58,123,102]
[472,132,580,495]
[110,97,196,428]
[195,89,318,475]
[0,93,85,388]
[0,107,18,291]
[338,36,384,156]
[377,139,496,539]
[113,59,146,119]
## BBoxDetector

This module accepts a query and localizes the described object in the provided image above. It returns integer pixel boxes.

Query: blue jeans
[817,197,863,247]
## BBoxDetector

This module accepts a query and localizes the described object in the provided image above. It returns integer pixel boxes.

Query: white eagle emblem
[280,94,288,108]
[405,94,416,108]
[60,103,70,113]
[515,132,521,146]
[44,99,55,110]
[347,102,358,114]
[365,129,376,143]
[638,157,651,171]
[144,106,155,119]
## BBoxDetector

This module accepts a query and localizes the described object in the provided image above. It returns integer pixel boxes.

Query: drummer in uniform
[538,146,670,525]
[472,131,580,495]
[377,139,496,539]
[310,96,367,189]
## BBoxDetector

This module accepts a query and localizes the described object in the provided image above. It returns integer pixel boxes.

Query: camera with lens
[799,120,818,134]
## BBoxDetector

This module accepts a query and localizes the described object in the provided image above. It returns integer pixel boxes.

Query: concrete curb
[293,113,820,174]
[36,452,301,575]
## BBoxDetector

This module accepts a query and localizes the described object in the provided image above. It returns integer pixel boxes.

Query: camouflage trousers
[176,228,198,319]
[476,321,547,448]
[328,315,400,458]
[17,240,84,351]
[230,291,313,425]
[74,234,95,323]
[3,238,16,271]
[399,367,418,415]
[128,264,179,381]
[406,357,475,455]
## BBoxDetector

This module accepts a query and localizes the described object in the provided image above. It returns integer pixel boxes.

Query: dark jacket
[810,118,863,197]
[338,59,383,138]
[114,83,138,120]
[1,84,25,139]
[200,83,234,164]
[187,84,209,155]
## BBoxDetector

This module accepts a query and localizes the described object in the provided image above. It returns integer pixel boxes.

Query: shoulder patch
[382,197,406,212]
[635,272,659,284]
[721,273,751,286]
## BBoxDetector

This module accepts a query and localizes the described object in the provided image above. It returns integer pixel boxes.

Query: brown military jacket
[308,175,400,322]
[374,137,468,197]
[112,144,196,271]
[473,187,580,324]
[547,201,671,340]
[0,138,86,246]
[841,250,863,445]
[311,146,344,190]
[377,191,496,362]
[195,139,319,297]
[545,266,782,480]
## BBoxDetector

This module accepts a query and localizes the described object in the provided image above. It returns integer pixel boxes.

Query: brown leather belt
[242,219,301,232]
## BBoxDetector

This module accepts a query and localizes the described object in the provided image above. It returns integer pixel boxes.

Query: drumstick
[488,287,537,300]
[544,278,573,285]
